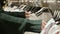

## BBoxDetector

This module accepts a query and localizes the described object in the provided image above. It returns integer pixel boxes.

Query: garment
[48,25,60,34]
[38,11,52,22]
[0,10,42,34]
[26,20,42,33]
[0,10,27,34]
[40,18,56,34]
[24,31,39,34]
[3,7,24,12]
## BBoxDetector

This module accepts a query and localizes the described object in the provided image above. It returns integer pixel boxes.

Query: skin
[25,11,31,18]
[25,11,46,30]
[41,20,46,30]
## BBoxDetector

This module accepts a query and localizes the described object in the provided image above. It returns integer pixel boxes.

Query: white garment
[3,7,24,12]
[24,32,39,34]
[40,18,56,34]
[48,25,60,34]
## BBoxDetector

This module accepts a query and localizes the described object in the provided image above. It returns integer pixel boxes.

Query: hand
[41,20,47,30]
[25,11,31,18]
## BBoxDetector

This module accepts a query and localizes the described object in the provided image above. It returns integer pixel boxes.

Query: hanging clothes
[40,18,56,34]
[0,9,42,34]
[27,7,52,22]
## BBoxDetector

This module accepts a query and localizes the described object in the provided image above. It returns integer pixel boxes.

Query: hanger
[19,4,25,9]
[27,6,36,13]
[52,10,60,25]
[35,7,53,17]
[26,6,32,11]
[23,5,29,11]
[19,4,27,10]
[53,10,60,21]
[32,7,41,13]
[35,7,48,16]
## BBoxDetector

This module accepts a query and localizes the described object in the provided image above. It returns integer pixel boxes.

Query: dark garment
[0,10,42,34]
[0,10,27,34]
[25,20,42,33]
[0,10,25,18]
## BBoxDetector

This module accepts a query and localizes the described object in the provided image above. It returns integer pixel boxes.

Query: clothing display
[1,0,60,34]
[25,7,52,21]
[0,4,53,34]
[0,9,42,34]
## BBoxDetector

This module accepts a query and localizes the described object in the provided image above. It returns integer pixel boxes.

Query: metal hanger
[32,7,41,13]
[35,7,53,17]
[52,10,60,25]
[53,10,60,21]
[35,7,48,16]
[27,6,36,13]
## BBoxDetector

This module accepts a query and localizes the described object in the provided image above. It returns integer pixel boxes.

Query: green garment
[28,20,42,33]
[0,10,42,34]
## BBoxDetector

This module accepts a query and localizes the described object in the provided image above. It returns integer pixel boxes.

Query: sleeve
[0,13,26,23]
[0,12,28,32]
[0,9,26,23]
[2,12,25,18]
[25,20,42,33]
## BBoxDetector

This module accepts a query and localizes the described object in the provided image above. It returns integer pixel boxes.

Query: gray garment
[38,12,52,22]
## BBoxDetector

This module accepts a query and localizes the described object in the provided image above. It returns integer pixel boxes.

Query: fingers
[25,11,47,30]
[41,20,47,30]
[25,11,30,15]
[25,11,31,18]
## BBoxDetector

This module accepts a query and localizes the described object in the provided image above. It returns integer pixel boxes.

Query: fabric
[38,12,52,22]
[48,25,59,34]
[0,10,42,34]
[26,20,42,33]
[24,32,39,34]
[3,7,24,12]
[40,18,56,34]
[0,10,27,34]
